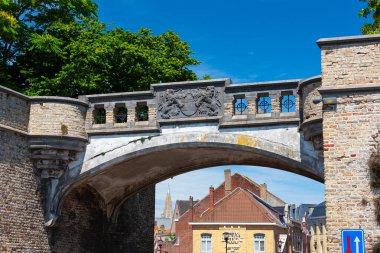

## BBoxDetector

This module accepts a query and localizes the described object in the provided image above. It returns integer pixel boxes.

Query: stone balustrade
[80,78,309,134]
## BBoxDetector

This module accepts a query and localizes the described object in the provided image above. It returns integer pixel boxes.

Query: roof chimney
[224,169,231,196]
[209,186,215,210]
[260,183,267,201]
[189,196,194,222]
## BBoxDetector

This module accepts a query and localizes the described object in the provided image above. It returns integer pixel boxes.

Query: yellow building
[189,186,299,253]
[192,224,288,253]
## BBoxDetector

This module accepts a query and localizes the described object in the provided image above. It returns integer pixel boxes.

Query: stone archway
[60,131,323,221]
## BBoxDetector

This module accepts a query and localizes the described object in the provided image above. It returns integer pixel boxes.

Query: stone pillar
[127,105,136,123]
[224,100,233,116]
[86,107,95,129]
[318,35,380,252]
[293,90,300,113]
[105,103,114,128]
[270,92,281,117]
[247,94,257,115]
[148,103,157,121]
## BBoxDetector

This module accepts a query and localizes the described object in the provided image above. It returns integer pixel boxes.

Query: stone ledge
[226,79,300,91]
[298,76,322,90]
[219,118,299,128]
[29,135,88,151]
[318,83,380,94]
[299,118,323,141]
[86,126,160,135]
[30,96,89,107]
[317,34,380,47]
[157,116,222,125]
[0,123,29,135]
[82,90,154,100]
[0,85,29,100]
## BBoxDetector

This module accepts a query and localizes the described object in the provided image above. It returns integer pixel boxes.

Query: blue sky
[92,0,368,216]
[94,0,368,83]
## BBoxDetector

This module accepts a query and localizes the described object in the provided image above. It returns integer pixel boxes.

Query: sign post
[341,229,365,253]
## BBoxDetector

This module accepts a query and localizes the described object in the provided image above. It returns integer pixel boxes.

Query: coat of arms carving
[157,86,222,119]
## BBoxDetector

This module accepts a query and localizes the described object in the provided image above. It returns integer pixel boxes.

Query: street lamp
[158,239,163,253]
[223,232,230,253]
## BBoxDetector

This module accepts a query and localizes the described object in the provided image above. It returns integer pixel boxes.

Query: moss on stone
[368,151,380,188]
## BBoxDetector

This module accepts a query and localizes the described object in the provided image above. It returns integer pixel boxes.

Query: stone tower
[161,187,173,218]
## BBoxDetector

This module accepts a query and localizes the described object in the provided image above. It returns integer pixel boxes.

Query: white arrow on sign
[354,236,360,253]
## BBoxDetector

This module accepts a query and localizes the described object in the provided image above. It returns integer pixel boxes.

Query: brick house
[164,169,308,253]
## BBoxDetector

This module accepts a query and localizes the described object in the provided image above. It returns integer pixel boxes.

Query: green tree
[24,22,199,96]
[0,1,200,97]
[359,0,380,34]
[0,0,98,91]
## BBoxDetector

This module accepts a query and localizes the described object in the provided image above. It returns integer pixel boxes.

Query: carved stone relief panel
[156,86,224,119]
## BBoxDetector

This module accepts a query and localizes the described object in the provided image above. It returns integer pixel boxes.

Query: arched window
[201,233,212,253]
[281,93,296,112]
[94,108,106,124]
[257,94,271,114]
[115,107,128,123]
[254,234,265,253]
[136,102,149,121]
[233,95,248,115]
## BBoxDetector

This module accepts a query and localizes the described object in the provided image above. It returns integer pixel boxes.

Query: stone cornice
[0,85,89,107]
[298,75,322,90]
[157,116,223,125]
[317,34,380,47]
[318,83,380,94]
[0,123,28,135]
[86,126,160,136]
[226,79,300,91]
[220,118,299,128]
[30,96,89,107]
[0,85,29,100]
[299,117,322,130]
[82,90,154,100]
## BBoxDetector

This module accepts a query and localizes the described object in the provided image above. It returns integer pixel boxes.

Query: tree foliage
[0,0,199,97]
[359,0,380,34]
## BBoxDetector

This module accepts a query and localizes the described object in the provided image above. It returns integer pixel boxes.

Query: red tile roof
[197,187,283,225]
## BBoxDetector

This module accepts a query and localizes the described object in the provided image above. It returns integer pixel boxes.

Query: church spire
[161,184,173,218]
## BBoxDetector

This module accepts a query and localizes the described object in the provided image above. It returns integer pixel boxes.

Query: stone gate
[1,34,380,252]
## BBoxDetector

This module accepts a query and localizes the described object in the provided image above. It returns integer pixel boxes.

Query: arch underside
[61,132,323,220]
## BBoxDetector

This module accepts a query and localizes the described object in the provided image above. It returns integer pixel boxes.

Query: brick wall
[0,130,50,252]
[50,185,155,253]
[320,37,380,252]
[29,101,87,138]
[0,88,29,132]
[321,42,380,87]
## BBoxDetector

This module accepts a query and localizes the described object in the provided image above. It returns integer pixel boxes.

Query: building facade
[166,169,308,253]
[308,202,326,253]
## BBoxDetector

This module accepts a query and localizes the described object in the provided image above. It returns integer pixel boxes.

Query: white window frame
[254,234,266,253]
[201,233,212,253]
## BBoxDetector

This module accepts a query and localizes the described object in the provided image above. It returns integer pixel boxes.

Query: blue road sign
[341,229,365,253]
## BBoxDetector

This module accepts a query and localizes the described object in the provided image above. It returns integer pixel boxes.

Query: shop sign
[278,234,288,253]
[221,232,243,251]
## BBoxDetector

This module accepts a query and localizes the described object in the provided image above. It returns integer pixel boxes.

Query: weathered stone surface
[156,86,223,119]
[29,100,88,138]
[0,87,29,132]
[320,36,380,252]
[2,34,380,253]
[0,130,50,252]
